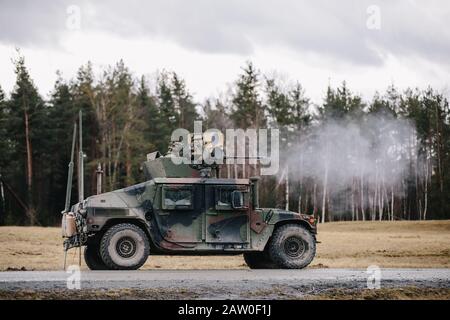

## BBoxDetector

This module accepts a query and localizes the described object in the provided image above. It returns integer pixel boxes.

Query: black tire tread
[84,245,107,270]
[268,224,316,269]
[100,223,149,270]
[243,251,278,269]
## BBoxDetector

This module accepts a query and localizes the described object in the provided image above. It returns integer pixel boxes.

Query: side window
[215,188,233,210]
[231,190,249,209]
[215,186,249,210]
[162,186,193,210]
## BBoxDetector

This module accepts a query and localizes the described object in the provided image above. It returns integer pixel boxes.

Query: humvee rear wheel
[100,223,150,270]
[84,245,107,270]
[243,252,278,269]
[268,224,316,269]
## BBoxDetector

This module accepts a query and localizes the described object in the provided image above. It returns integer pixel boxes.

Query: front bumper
[61,202,88,250]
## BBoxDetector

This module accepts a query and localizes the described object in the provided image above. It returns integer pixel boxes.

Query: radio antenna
[78,110,84,203]
[63,123,77,213]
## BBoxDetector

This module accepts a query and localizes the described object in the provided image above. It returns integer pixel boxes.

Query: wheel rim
[283,236,306,258]
[116,237,137,258]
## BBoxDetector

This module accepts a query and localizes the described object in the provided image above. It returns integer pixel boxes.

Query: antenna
[63,123,77,213]
[78,110,84,203]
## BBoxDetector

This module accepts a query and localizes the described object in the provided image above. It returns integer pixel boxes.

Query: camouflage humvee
[62,121,317,270]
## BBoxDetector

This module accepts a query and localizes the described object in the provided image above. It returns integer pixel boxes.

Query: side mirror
[231,191,247,209]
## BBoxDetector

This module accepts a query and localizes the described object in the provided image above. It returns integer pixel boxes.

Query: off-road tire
[243,251,278,269]
[268,224,316,269]
[84,244,107,270]
[100,223,150,270]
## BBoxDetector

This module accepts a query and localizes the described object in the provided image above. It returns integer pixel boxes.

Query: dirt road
[0,268,449,299]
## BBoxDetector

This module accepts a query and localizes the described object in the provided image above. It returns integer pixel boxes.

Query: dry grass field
[0,220,449,271]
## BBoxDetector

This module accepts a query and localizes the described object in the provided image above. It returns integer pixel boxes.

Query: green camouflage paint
[65,145,316,255]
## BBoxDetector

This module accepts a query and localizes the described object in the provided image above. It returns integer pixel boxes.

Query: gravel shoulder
[0,268,449,299]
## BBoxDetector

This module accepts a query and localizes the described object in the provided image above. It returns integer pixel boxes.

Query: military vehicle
[62,112,317,270]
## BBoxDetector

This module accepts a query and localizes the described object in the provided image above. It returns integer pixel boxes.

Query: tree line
[0,56,448,225]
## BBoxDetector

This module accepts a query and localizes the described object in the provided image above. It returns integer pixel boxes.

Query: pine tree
[202,98,232,131]
[319,82,364,121]
[138,76,161,151]
[266,79,311,144]
[290,83,312,131]
[0,86,9,224]
[156,71,177,152]
[7,55,45,225]
[369,91,396,116]
[71,62,99,195]
[46,73,77,221]
[266,78,291,130]
[172,72,198,130]
[0,85,9,169]
[231,62,265,129]
[265,78,312,211]
[113,63,152,186]
[421,88,450,218]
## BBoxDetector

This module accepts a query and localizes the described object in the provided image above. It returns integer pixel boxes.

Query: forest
[0,55,449,226]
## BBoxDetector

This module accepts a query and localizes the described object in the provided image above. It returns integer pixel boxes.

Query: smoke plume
[283,113,420,218]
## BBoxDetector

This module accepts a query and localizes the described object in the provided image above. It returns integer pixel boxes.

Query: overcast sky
[0,0,449,104]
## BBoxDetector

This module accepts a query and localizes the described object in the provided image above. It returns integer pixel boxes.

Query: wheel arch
[262,219,316,251]
[273,219,315,234]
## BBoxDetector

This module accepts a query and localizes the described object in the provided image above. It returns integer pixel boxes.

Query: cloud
[0,0,66,46]
[0,0,449,67]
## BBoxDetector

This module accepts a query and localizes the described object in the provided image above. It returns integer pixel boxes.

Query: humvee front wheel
[84,245,107,270]
[100,223,150,270]
[243,252,278,269]
[268,224,316,269]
